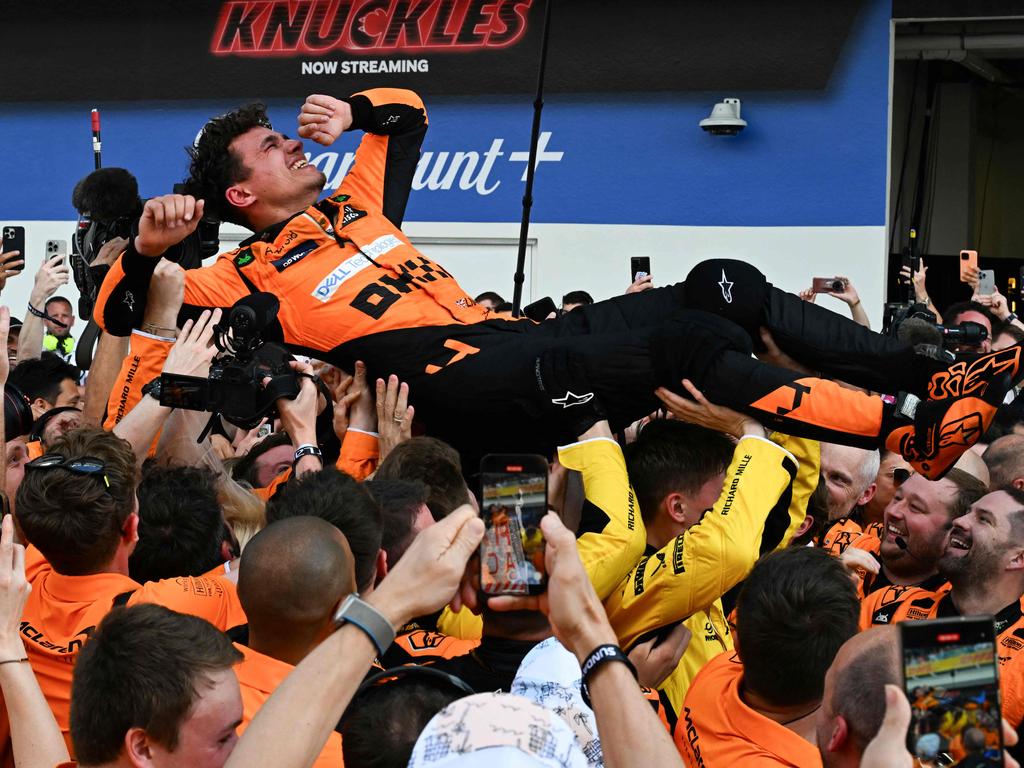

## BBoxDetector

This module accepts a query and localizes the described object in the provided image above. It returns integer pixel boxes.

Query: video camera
[884,300,988,356]
[70,170,220,321]
[156,293,308,432]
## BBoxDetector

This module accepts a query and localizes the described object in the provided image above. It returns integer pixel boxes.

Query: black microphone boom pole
[511,0,553,317]
[91,109,102,169]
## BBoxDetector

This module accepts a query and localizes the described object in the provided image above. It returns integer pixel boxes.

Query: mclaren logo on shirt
[20,621,93,654]
[682,708,706,767]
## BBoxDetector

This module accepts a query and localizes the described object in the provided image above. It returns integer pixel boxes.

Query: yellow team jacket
[604,433,820,716]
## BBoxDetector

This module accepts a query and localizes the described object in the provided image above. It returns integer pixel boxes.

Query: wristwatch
[141,377,163,402]
[332,594,395,655]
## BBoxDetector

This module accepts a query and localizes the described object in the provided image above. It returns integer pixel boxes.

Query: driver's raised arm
[300,88,427,227]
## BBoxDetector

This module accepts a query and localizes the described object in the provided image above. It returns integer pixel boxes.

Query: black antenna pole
[511,0,553,317]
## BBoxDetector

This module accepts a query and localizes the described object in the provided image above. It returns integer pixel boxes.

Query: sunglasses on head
[25,454,111,489]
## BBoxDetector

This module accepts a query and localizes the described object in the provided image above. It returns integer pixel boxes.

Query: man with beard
[841,469,986,627]
[887,487,1024,729]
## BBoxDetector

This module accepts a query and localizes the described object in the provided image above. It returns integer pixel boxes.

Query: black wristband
[293,443,323,469]
[580,644,637,708]
[27,303,69,329]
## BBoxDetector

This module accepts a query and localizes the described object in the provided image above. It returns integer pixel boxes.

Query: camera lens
[830,280,844,292]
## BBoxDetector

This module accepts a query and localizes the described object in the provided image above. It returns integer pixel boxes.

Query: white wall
[404,221,889,329]
[1,220,888,335]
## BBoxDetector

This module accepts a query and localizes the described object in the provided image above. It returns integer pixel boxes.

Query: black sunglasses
[891,467,912,487]
[25,454,111,489]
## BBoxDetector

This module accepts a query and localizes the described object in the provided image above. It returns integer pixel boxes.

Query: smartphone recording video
[479,454,548,596]
[901,617,1003,767]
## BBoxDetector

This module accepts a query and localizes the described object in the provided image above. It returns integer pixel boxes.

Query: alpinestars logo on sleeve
[718,270,734,304]
[551,391,594,408]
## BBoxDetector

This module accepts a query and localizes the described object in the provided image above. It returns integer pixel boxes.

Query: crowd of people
[0,85,1022,768]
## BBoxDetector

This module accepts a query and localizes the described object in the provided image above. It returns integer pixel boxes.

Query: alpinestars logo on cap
[552,391,594,408]
[718,270,734,304]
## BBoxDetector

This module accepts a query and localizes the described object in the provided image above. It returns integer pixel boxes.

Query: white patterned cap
[511,638,602,767]
[407,692,588,768]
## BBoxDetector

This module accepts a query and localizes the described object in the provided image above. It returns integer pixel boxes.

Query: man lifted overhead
[93,87,1022,478]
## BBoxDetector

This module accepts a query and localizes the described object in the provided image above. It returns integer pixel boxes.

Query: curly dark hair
[182,103,271,227]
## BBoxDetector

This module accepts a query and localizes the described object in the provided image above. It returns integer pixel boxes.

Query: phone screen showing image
[902,618,1003,766]
[479,455,547,596]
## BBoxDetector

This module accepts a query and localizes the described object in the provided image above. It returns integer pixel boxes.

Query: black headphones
[339,664,475,728]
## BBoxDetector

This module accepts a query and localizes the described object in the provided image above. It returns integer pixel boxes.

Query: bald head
[954,448,990,487]
[238,516,356,636]
[818,627,901,766]
[984,434,1024,490]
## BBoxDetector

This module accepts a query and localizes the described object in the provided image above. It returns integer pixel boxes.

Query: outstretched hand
[655,379,764,439]
[370,505,485,630]
[161,309,222,378]
[0,515,29,660]
[376,375,414,462]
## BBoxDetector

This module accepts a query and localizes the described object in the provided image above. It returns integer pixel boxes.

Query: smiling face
[939,490,1024,587]
[880,473,959,575]
[226,127,326,230]
[820,443,877,521]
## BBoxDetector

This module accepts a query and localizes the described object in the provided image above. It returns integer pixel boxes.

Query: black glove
[534,347,607,439]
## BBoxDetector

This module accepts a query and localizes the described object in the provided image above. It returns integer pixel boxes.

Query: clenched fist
[134,194,205,258]
[298,94,353,147]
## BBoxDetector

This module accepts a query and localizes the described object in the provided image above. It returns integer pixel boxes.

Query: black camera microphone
[233,292,280,333]
[71,167,141,222]
[896,317,944,348]
[936,321,988,346]
[893,535,928,563]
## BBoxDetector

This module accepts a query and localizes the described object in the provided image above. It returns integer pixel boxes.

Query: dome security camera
[700,98,747,136]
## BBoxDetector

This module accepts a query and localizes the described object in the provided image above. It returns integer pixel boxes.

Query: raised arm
[17,253,69,362]
[558,420,647,600]
[113,309,221,465]
[0,513,70,768]
[224,505,483,768]
[94,195,252,336]
[606,381,800,649]
[298,88,427,227]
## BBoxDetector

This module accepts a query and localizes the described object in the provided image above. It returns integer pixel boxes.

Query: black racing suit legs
[335,307,893,464]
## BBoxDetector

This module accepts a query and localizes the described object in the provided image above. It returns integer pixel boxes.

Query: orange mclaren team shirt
[103,331,173,430]
[0,547,247,761]
[675,652,823,767]
[820,516,881,556]
[234,644,343,767]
